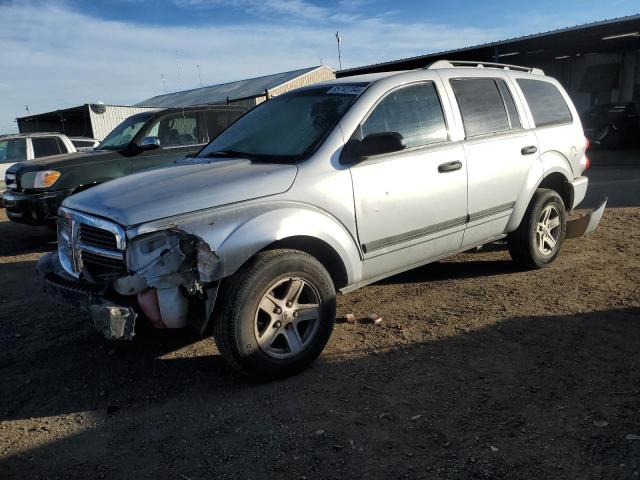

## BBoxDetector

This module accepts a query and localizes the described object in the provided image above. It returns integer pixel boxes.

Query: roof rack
[426,60,544,75]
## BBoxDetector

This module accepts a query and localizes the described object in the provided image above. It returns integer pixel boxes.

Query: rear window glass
[517,79,573,127]
[451,78,510,137]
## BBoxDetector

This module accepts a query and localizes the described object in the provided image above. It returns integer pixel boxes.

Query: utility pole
[335,31,342,70]
[161,73,167,93]
[197,64,203,87]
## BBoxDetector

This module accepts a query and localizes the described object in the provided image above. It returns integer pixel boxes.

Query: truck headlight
[21,170,61,189]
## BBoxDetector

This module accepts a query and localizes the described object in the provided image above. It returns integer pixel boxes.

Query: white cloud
[0,1,513,132]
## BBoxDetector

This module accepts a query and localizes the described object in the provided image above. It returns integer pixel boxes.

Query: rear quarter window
[517,79,573,127]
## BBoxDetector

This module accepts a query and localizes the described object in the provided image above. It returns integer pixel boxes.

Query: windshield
[199,85,366,162]
[0,138,27,163]
[98,112,155,150]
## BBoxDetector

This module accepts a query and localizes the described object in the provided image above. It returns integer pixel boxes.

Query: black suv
[3,105,247,226]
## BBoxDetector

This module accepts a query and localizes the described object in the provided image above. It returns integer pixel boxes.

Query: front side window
[0,138,27,163]
[146,113,200,147]
[204,110,244,141]
[361,82,448,148]
[199,85,363,162]
[451,78,512,137]
[517,79,573,127]
[32,137,61,158]
[98,112,155,151]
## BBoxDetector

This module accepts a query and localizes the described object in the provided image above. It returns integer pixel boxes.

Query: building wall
[89,105,159,140]
[268,65,335,97]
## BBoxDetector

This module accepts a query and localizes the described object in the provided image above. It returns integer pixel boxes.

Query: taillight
[585,136,590,150]
[584,155,590,171]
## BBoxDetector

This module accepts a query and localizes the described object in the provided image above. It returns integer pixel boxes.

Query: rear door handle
[438,160,462,173]
[521,145,538,155]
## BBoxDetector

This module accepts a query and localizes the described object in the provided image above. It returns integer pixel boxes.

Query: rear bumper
[2,189,71,225]
[566,197,607,239]
[37,252,137,340]
[569,176,588,210]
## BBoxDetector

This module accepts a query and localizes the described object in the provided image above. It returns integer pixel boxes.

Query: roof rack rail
[426,60,544,75]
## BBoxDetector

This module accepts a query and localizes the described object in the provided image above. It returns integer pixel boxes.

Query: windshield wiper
[203,150,257,161]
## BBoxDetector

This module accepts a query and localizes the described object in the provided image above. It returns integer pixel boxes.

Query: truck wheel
[213,249,336,379]
[507,188,567,269]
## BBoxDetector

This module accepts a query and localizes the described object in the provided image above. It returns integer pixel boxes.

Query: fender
[130,201,364,287]
[506,150,573,232]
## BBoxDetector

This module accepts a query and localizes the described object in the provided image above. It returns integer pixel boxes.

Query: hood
[62,158,298,226]
[8,149,118,174]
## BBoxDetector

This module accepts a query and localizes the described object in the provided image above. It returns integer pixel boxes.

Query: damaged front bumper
[37,251,137,340]
[566,197,608,239]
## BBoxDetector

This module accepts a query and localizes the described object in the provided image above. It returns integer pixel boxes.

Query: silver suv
[38,60,606,378]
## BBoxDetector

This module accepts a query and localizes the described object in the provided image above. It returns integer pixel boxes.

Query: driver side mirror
[139,136,160,151]
[340,132,405,164]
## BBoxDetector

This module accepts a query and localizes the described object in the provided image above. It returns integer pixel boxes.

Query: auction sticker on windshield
[326,85,366,95]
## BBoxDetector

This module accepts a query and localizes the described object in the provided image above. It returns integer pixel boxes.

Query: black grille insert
[79,224,118,250]
[81,250,126,280]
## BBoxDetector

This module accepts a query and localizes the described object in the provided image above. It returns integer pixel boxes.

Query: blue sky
[0,0,638,132]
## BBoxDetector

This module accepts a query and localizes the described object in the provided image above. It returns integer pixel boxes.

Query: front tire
[507,188,567,269]
[213,249,336,379]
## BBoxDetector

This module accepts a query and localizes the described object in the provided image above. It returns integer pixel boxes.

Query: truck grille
[58,208,126,282]
[81,250,127,280]
[79,224,118,250]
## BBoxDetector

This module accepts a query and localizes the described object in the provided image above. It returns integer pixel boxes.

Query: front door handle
[521,145,538,155]
[438,160,462,173]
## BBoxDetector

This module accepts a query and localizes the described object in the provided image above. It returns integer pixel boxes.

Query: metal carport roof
[337,14,640,76]
[136,66,325,108]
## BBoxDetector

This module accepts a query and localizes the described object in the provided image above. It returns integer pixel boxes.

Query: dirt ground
[1,206,639,479]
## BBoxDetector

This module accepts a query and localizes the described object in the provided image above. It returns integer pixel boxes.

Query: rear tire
[507,188,566,269]
[213,249,336,379]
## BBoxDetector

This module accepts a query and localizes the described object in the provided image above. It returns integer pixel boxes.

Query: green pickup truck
[3,105,246,226]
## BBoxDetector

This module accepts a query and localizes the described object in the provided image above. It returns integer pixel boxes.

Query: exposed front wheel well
[263,236,348,290]
[538,173,572,210]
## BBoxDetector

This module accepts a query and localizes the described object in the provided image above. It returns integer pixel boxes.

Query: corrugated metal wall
[268,66,335,97]
[89,105,159,140]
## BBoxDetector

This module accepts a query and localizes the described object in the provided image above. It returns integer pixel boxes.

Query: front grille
[79,224,118,250]
[81,250,126,280]
[57,207,127,282]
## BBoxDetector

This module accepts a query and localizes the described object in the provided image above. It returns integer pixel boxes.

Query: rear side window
[517,79,572,127]
[32,137,61,158]
[451,78,515,137]
[362,82,448,149]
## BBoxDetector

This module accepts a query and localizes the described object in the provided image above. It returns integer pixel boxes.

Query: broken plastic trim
[89,303,137,340]
[566,197,607,239]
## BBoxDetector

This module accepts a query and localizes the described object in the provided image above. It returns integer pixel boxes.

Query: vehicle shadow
[2,307,639,479]
[377,255,516,285]
[0,209,56,256]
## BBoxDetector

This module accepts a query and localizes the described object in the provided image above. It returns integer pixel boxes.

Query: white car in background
[0,133,78,192]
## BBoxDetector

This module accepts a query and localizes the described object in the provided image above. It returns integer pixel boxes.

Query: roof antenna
[335,31,342,70]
